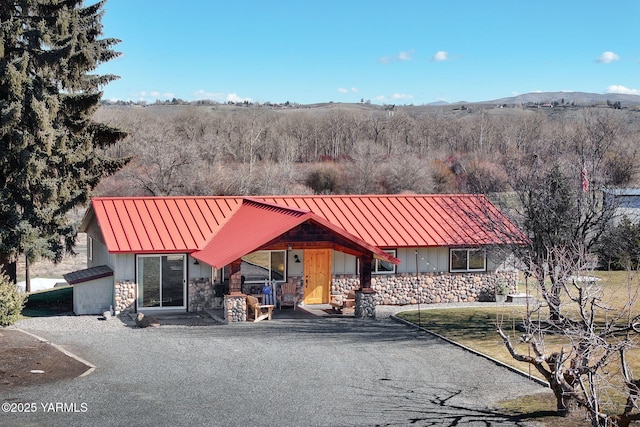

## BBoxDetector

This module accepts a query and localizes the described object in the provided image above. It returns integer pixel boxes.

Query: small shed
[64,265,114,315]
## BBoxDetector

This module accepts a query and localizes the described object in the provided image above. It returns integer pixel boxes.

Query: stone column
[224,294,247,322]
[355,289,376,319]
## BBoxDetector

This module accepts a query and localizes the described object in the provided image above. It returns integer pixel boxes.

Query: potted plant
[495,278,508,303]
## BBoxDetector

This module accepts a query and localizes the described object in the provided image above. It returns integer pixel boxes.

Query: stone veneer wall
[332,271,518,305]
[114,280,136,314]
[178,271,517,318]
[189,278,215,312]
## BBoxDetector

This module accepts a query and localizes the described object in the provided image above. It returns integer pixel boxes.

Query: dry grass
[397,270,640,424]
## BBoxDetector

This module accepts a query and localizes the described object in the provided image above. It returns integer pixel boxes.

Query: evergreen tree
[0,0,128,283]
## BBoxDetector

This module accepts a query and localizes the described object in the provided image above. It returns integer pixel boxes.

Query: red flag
[581,168,589,192]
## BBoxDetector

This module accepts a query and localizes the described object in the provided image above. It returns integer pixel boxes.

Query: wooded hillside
[94,102,640,197]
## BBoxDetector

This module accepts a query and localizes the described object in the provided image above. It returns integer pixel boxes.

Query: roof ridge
[243,197,310,214]
[90,193,486,201]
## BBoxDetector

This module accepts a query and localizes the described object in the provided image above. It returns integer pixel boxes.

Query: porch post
[228,259,243,294]
[224,259,247,322]
[356,254,376,319]
[359,254,372,289]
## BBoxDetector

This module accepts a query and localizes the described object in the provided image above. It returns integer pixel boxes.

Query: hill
[102,91,640,110]
[487,91,640,107]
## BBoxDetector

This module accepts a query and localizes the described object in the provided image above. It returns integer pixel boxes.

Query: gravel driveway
[2,315,546,426]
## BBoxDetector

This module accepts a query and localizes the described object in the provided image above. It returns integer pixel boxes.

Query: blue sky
[97,0,640,105]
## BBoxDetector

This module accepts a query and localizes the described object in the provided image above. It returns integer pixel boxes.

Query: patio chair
[246,295,274,322]
[278,282,298,310]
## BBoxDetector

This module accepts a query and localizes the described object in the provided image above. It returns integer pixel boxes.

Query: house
[603,189,640,225]
[74,194,524,321]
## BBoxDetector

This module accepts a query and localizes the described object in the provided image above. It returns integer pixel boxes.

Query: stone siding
[114,280,136,314]
[189,278,215,312]
[332,271,517,305]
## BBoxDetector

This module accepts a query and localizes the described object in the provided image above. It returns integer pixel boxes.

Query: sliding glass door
[137,255,186,308]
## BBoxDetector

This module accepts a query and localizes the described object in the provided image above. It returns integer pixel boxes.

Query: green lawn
[22,286,73,317]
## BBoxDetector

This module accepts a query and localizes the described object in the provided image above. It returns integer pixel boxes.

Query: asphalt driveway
[1,315,546,426]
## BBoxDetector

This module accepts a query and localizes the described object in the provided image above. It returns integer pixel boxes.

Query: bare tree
[92,104,640,198]
[342,140,386,194]
[382,149,433,194]
[498,244,640,426]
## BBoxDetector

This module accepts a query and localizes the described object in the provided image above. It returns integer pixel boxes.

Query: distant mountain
[428,100,450,106]
[487,91,640,106]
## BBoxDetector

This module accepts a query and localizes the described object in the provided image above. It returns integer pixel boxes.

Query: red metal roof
[256,194,523,247]
[192,199,399,268]
[85,196,241,253]
[83,194,523,254]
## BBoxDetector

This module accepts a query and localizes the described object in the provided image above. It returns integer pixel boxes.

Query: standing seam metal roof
[83,194,523,253]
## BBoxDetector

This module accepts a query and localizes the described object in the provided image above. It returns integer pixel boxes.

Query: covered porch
[191,199,398,322]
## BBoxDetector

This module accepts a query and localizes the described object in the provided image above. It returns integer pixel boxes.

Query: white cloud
[337,87,359,94]
[432,50,449,62]
[596,51,620,63]
[193,90,252,103]
[391,93,413,100]
[134,91,175,101]
[374,93,414,102]
[606,85,640,95]
[378,50,414,63]
[226,93,252,103]
[397,50,413,61]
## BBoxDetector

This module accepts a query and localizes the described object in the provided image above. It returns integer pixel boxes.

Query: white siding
[332,251,357,274]
[189,255,213,280]
[73,276,114,315]
[288,250,304,276]
[113,254,135,281]
[87,234,111,269]
[394,247,449,274]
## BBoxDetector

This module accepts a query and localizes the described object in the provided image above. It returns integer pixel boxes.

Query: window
[450,248,486,272]
[137,255,186,308]
[358,249,397,275]
[87,236,93,261]
[241,250,286,283]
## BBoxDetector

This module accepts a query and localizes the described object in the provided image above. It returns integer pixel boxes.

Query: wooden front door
[303,249,331,304]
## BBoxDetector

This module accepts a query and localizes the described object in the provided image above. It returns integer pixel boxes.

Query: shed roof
[63,265,114,285]
[82,194,523,254]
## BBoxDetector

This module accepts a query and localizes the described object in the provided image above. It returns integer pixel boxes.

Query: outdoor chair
[246,295,274,322]
[278,282,298,310]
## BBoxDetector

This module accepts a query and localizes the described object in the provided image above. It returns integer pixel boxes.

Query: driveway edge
[390,314,549,388]
[16,328,96,377]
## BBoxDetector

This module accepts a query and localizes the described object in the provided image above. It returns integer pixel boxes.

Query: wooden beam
[360,254,373,289]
